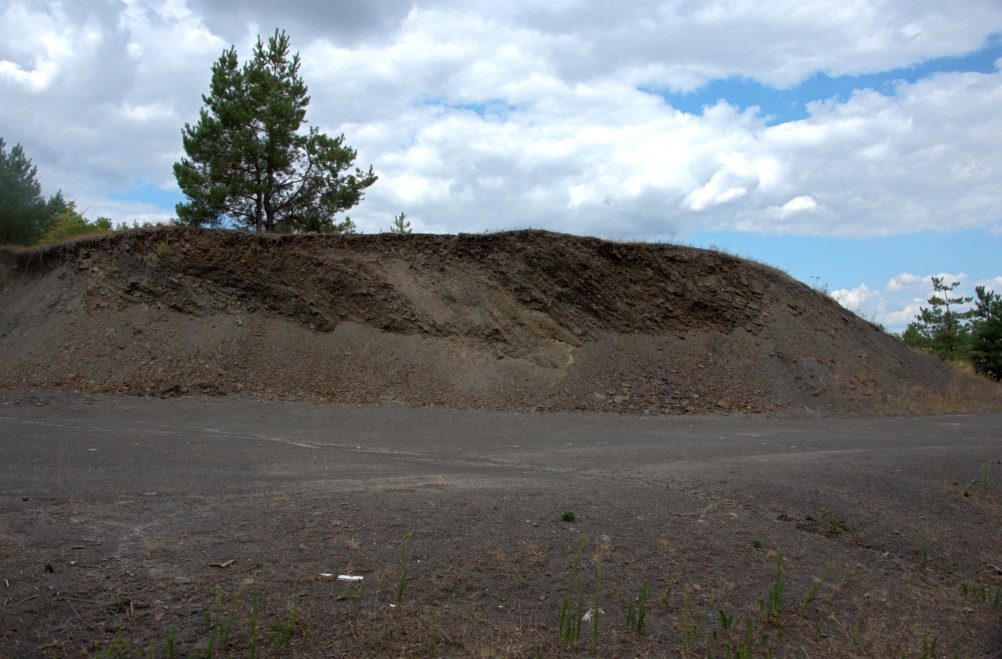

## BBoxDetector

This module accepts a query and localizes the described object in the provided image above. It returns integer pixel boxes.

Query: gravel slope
[1,227,998,415]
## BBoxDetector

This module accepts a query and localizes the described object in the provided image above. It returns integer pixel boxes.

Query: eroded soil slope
[1,227,998,415]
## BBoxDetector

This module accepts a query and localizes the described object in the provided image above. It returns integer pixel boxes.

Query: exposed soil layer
[1,226,999,414]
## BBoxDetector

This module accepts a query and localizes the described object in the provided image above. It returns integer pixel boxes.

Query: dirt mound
[1,226,998,415]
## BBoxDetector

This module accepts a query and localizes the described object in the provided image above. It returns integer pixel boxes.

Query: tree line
[902,277,1002,381]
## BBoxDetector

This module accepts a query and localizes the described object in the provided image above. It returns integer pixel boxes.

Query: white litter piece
[581,608,605,622]
[319,573,334,578]
[337,575,364,582]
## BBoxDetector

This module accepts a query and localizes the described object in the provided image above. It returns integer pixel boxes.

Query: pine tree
[0,138,52,245]
[173,30,376,233]
[902,276,973,360]
[389,211,411,234]
[970,286,1002,381]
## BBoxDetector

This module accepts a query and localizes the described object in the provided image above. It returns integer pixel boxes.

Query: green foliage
[389,211,411,234]
[396,531,413,606]
[557,534,588,646]
[0,138,63,245]
[902,276,973,360]
[561,510,576,522]
[759,552,785,624]
[40,199,112,243]
[970,286,1002,381]
[626,579,649,633]
[801,562,833,609]
[174,29,376,233]
[269,601,301,650]
[961,580,1002,609]
[903,277,1002,379]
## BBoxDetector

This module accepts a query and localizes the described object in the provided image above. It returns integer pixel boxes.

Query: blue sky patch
[108,182,184,210]
[657,34,1002,124]
[688,228,1002,296]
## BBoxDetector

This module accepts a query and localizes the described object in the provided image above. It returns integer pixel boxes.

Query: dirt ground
[1,391,1001,658]
[1,227,999,416]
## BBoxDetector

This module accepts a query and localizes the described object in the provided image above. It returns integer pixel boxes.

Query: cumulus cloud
[832,271,991,332]
[832,283,880,313]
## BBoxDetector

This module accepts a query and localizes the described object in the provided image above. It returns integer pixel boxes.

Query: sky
[2,0,1001,333]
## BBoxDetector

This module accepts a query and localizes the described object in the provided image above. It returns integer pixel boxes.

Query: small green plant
[818,508,845,534]
[729,617,758,658]
[396,531,413,606]
[155,241,171,258]
[626,580,650,633]
[759,552,785,624]
[91,579,283,659]
[557,534,588,645]
[249,578,260,658]
[335,582,365,601]
[427,610,442,655]
[809,507,859,537]
[979,463,998,493]
[561,510,576,522]
[194,585,238,657]
[660,583,673,610]
[389,211,412,234]
[270,599,305,650]
[962,581,1002,608]
[238,243,258,262]
[592,558,602,648]
[918,538,929,568]
[919,628,939,658]
[93,632,160,659]
[751,538,763,548]
[802,561,833,609]
[678,584,711,650]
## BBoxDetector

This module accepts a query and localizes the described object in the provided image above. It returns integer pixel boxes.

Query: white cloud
[832,283,879,313]
[834,271,986,332]
[1,0,1001,243]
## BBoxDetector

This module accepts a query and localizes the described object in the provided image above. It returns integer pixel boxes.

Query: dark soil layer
[1,226,999,414]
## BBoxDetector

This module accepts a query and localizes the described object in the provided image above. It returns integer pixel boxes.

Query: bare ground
[0,392,1000,657]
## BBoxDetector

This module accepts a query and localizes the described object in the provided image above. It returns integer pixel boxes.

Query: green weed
[557,534,588,646]
[759,552,785,624]
[919,628,939,659]
[396,531,413,606]
[561,510,576,522]
[660,583,673,610]
[592,558,602,648]
[979,463,997,493]
[626,580,650,633]
[269,601,301,650]
[678,584,712,650]
[961,581,1002,608]
[194,585,238,657]
[427,610,442,655]
[806,507,859,539]
[802,561,833,609]
[335,582,365,601]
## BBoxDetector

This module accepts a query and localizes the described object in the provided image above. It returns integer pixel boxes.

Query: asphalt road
[2,393,1000,502]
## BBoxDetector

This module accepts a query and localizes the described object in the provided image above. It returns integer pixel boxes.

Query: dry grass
[145,534,168,555]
